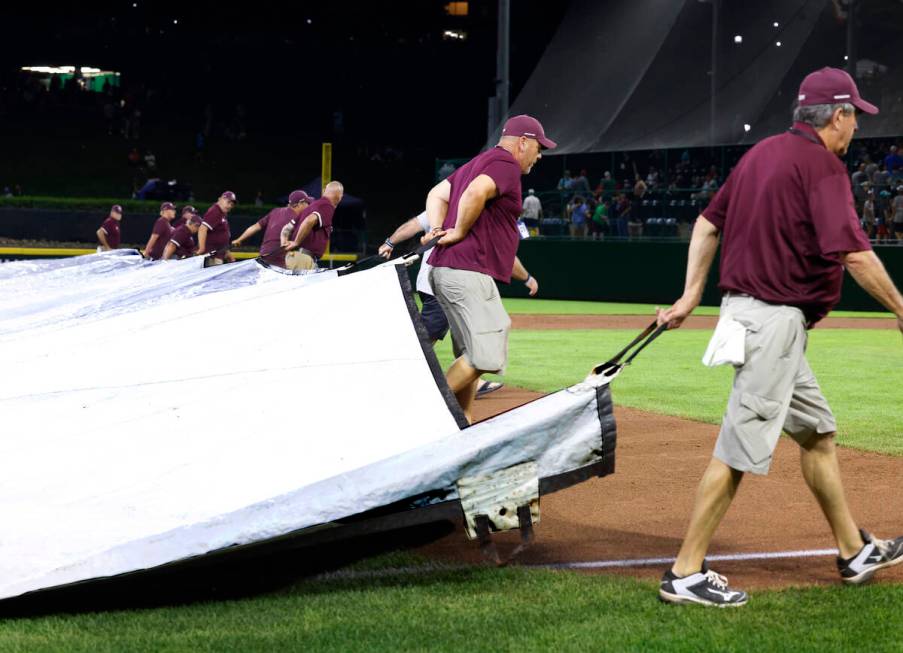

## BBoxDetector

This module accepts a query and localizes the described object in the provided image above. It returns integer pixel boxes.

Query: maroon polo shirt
[257,206,298,266]
[291,198,335,259]
[99,217,121,249]
[169,225,196,258]
[429,146,523,283]
[200,204,231,255]
[703,121,872,326]
[147,217,174,260]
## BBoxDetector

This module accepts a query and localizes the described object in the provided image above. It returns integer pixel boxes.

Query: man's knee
[799,431,837,454]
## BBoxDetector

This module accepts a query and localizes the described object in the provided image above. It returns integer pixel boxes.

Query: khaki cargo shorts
[429,267,511,374]
[713,294,837,475]
[285,250,317,271]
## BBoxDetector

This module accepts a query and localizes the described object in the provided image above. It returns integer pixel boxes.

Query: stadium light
[776,41,782,47]
[773,21,779,27]
[733,35,742,44]
[743,124,751,132]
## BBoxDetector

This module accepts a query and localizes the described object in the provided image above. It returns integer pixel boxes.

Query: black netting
[498,0,903,154]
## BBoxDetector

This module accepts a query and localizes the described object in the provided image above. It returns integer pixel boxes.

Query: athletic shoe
[475,381,503,399]
[837,529,903,585]
[659,563,748,607]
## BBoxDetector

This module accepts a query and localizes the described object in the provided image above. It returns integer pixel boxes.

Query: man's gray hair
[792,102,855,128]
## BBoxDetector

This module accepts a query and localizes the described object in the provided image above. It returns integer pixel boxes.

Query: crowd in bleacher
[524,138,903,243]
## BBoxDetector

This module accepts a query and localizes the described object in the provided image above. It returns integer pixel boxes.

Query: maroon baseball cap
[110,204,123,214]
[160,202,176,212]
[288,190,313,205]
[181,205,197,215]
[220,191,237,202]
[502,114,557,149]
[188,214,202,226]
[797,67,879,115]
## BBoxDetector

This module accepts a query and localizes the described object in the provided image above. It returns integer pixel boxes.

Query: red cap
[501,114,557,149]
[111,204,123,215]
[220,191,237,202]
[797,67,878,115]
[160,202,176,212]
[188,214,202,226]
[181,205,197,215]
[288,190,313,205]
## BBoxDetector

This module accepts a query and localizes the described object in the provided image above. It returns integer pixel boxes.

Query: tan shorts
[285,250,317,271]
[429,267,511,374]
[713,294,837,475]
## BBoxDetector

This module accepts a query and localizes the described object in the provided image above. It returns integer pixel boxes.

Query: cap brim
[853,97,879,115]
[538,136,557,150]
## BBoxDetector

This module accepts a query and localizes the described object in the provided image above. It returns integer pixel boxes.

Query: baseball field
[1,298,901,651]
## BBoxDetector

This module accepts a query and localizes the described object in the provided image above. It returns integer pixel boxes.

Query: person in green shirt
[590,198,609,240]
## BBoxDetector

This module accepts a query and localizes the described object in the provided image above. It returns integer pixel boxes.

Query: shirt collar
[790,121,827,149]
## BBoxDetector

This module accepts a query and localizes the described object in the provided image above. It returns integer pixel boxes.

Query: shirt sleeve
[257,213,270,230]
[318,204,335,231]
[701,173,734,230]
[808,171,872,255]
[482,158,520,198]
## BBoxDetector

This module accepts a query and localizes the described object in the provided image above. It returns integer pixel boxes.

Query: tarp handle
[592,321,668,375]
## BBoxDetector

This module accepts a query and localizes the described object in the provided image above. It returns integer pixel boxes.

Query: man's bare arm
[380,216,424,257]
[287,214,319,250]
[196,224,209,253]
[143,233,158,257]
[233,223,261,247]
[842,249,903,335]
[511,256,538,296]
[657,215,721,328]
[96,228,111,250]
[161,241,177,260]
[426,180,451,232]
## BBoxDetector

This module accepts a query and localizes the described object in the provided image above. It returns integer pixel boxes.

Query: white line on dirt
[538,548,838,570]
[313,549,840,582]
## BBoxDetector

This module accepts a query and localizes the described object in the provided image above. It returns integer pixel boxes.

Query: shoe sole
[658,589,748,608]
[475,384,503,399]
[841,553,903,585]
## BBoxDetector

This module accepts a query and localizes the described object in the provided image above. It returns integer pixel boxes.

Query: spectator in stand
[893,186,903,243]
[590,197,609,240]
[162,212,202,260]
[569,196,589,238]
[865,157,879,183]
[884,145,903,177]
[254,191,264,208]
[873,163,891,190]
[143,202,176,260]
[557,169,573,192]
[521,188,543,235]
[613,192,631,238]
[851,162,868,202]
[96,204,123,251]
[634,177,648,200]
[646,166,660,189]
[875,191,890,244]
[862,189,876,238]
[572,169,591,195]
[143,150,157,173]
[197,191,237,265]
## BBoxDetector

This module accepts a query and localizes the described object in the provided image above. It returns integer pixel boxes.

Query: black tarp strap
[592,321,668,376]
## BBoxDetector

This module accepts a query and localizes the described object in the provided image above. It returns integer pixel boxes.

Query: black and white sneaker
[837,529,903,585]
[659,563,748,607]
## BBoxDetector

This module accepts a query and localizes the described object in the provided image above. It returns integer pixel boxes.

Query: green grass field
[2,301,900,651]
[500,297,895,319]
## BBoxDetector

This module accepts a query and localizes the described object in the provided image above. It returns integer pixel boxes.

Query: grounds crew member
[656,67,903,608]
[379,210,539,398]
[162,211,202,260]
[143,202,177,260]
[425,114,551,423]
[171,205,197,229]
[284,181,344,270]
[96,204,123,251]
[231,190,313,267]
[197,191,236,265]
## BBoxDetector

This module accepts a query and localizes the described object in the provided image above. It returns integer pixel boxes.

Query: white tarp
[0,254,610,600]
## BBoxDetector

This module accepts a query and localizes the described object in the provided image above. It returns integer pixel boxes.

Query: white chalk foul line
[537,548,839,571]
[313,549,839,582]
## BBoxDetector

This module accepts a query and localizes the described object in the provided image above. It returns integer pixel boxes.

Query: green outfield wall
[424,239,903,312]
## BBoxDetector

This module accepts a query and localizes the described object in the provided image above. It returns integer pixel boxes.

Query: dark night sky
[3,1,570,157]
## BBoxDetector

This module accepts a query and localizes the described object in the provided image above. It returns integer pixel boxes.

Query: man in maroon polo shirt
[96,204,123,251]
[143,202,176,260]
[197,191,236,265]
[162,211,202,260]
[171,205,197,230]
[656,67,903,608]
[231,190,313,267]
[284,181,344,270]
[426,114,551,422]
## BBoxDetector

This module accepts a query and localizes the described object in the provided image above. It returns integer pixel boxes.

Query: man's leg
[445,356,481,423]
[799,433,864,558]
[671,458,744,576]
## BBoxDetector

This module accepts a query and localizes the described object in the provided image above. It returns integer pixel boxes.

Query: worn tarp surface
[0,253,610,600]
